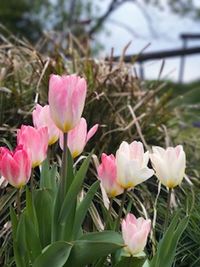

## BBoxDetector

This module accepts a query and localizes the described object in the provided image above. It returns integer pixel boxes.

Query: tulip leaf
[26,187,38,233]
[34,189,54,248]
[33,241,73,267]
[16,212,29,266]
[40,159,58,193]
[115,256,146,267]
[60,201,77,241]
[65,147,74,191]
[50,163,58,191]
[150,212,189,267]
[16,212,27,256]
[59,152,92,223]
[10,207,25,267]
[51,148,74,241]
[24,211,42,262]
[79,230,123,243]
[40,158,51,189]
[73,180,100,239]
[10,206,18,238]
[65,231,124,267]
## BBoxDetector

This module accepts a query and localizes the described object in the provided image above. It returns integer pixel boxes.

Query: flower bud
[97,153,124,197]
[122,213,151,255]
[48,74,87,132]
[17,125,48,168]
[0,145,31,188]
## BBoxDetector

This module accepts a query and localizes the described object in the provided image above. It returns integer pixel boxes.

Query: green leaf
[40,158,51,189]
[26,187,38,233]
[10,206,18,238]
[10,206,25,267]
[50,164,58,191]
[150,212,189,267]
[65,231,123,267]
[65,147,74,191]
[34,189,54,247]
[15,212,29,266]
[40,159,58,192]
[33,241,72,267]
[16,212,27,257]
[73,181,100,238]
[79,231,123,243]
[24,211,42,262]
[59,153,92,224]
[115,256,146,267]
[51,148,74,241]
[60,201,77,241]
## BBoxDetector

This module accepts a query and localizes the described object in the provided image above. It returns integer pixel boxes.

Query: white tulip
[150,145,186,188]
[116,141,154,189]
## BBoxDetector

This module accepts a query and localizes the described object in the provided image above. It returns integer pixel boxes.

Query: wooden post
[179,38,187,84]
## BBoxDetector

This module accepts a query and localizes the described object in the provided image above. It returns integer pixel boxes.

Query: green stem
[16,189,21,215]
[164,188,172,231]
[30,170,34,193]
[105,198,113,230]
[61,132,68,198]
[116,189,127,231]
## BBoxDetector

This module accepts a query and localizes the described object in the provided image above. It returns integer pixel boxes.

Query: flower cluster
[97,140,186,256]
[98,142,186,196]
[0,74,98,188]
[0,73,187,261]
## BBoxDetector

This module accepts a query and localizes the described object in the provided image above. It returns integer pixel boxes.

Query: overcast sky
[97,1,200,82]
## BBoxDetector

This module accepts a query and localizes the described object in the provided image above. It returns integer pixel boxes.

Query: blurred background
[1,2,200,266]
[1,0,200,82]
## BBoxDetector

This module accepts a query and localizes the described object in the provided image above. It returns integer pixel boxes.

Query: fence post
[139,62,144,80]
[179,37,187,83]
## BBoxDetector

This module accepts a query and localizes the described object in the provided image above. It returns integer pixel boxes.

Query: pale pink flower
[150,145,186,188]
[122,213,151,255]
[32,104,60,145]
[116,141,154,189]
[17,125,48,168]
[97,153,124,197]
[0,145,31,188]
[59,118,98,158]
[48,74,87,132]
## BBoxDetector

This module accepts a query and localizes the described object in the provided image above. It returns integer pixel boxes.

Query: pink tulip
[48,74,87,132]
[0,147,11,173]
[0,145,31,188]
[17,125,48,168]
[59,118,98,158]
[116,141,154,189]
[0,148,11,188]
[122,213,151,255]
[32,104,60,145]
[97,153,124,197]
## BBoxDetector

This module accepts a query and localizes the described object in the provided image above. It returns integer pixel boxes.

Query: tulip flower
[0,145,31,188]
[122,213,151,256]
[59,118,98,158]
[32,104,60,145]
[0,147,11,173]
[97,153,124,197]
[17,125,48,168]
[0,147,11,188]
[116,141,154,189]
[48,74,87,132]
[150,145,186,188]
